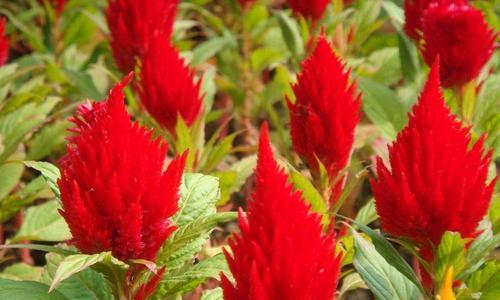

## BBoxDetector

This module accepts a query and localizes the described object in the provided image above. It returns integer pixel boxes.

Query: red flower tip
[0,18,9,66]
[288,36,360,184]
[221,123,342,300]
[286,0,329,21]
[421,1,496,87]
[58,75,186,262]
[137,34,203,133]
[105,0,179,73]
[371,62,495,258]
[134,267,166,300]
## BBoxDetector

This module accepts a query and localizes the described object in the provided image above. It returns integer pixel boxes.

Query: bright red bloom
[105,0,178,73]
[421,1,495,87]
[287,37,360,189]
[58,74,186,262]
[371,61,495,257]
[37,0,68,15]
[137,34,203,133]
[286,0,329,21]
[403,0,467,41]
[221,124,342,300]
[0,18,8,66]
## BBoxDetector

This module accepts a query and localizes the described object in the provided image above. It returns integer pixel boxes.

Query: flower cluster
[288,37,360,199]
[58,74,186,261]
[137,34,203,133]
[371,61,495,259]
[221,124,342,299]
[105,0,178,73]
[286,0,329,21]
[0,18,8,66]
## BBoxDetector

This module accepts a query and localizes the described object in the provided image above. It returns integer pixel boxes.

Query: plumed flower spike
[371,60,495,257]
[0,18,8,66]
[288,37,360,186]
[138,34,203,133]
[421,1,495,87]
[286,0,329,21]
[58,74,186,261]
[221,123,342,300]
[106,0,178,73]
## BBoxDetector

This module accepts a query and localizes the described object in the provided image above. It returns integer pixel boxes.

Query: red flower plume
[287,37,360,191]
[137,34,203,133]
[371,60,495,258]
[421,1,495,87]
[0,18,9,66]
[58,74,186,262]
[286,0,329,21]
[105,0,178,73]
[221,124,342,300]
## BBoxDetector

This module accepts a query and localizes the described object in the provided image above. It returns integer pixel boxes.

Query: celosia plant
[137,34,203,134]
[421,1,495,87]
[58,74,186,261]
[105,0,178,73]
[371,60,495,263]
[221,124,342,299]
[0,18,8,66]
[288,37,360,200]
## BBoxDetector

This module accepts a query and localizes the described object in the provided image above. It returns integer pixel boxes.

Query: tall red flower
[421,1,495,87]
[371,61,495,259]
[221,124,342,300]
[403,0,467,41]
[0,18,8,66]
[105,0,178,73]
[58,74,186,262]
[137,34,203,133]
[286,0,329,21]
[287,37,360,193]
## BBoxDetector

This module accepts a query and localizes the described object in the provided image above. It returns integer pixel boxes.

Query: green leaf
[0,263,43,281]
[13,200,71,242]
[357,76,408,140]
[0,279,69,300]
[289,171,327,216]
[355,199,379,226]
[275,11,304,63]
[27,121,70,161]
[354,222,425,296]
[352,230,420,300]
[396,29,419,82]
[434,232,467,286]
[201,287,223,300]
[200,133,237,173]
[464,262,500,300]
[49,252,120,292]
[339,272,368,298]
[190,34,236,66]
[42,252,113,300]
[65,70,104,100]
[24,161,61,200]
[0,150,25,200]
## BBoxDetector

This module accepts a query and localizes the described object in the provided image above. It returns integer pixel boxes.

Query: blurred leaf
[251,48,286,73]
[460,262,500,300]
[352,230,421,300]
[65,70,104,100]
[275,11,304,63]
[0,263,43,281]
[0,150,25,200]
[63,12,97,47]
[359,47,401,85]
[397,29,419,82]
[191,34,236,66]
[13,200,71,243]
[0,279,68,300]
[200,133,237,173]
[434,232,467,286]
[216,155,256,205]
[357,76,408,140]
[27,121,70,161]
[24,161,61,200]
[289,171,327,216]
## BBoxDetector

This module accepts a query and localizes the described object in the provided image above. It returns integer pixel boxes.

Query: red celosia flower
[371,60,495,258]
[286,0,329,21]
[58,74,186,262]
[403,0,467,41]
[37,0,68,15]
[221,124,342,300]
[105,0,178,73]
[137,34,203,133]
[0,18,8,66]
[287,37,360,191]
[421,1,495,87]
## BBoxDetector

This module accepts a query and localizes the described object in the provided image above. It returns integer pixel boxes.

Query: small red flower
[371,60,495,258]
[287,37,360,193]
[286,0,329,21]
[421,1,496,87]
[0,18,9,66]
[137,34,203,133]
[221,124,342,300]
[105,0,178,73]
[58,74,186,262]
